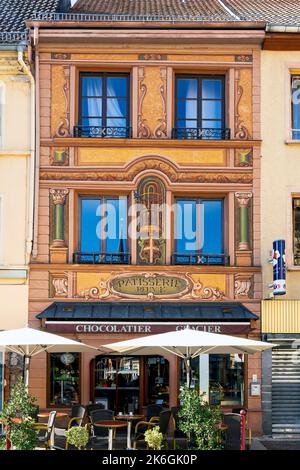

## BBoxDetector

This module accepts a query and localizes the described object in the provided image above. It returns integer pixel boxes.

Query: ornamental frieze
[40,158,253,184]
[75,272,226,302]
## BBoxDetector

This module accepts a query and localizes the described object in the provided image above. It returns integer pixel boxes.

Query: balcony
[172,127,231,140]
[172,253,229,266]
[73,252,131,264]
[74,126,132,138]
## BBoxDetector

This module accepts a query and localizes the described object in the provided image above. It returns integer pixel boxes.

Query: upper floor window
[293,198,300,265]
[74,196,129,264]
[292,76,300,140]
[76,73,130,138]
[174,198,226,265]
[173,76,228,140]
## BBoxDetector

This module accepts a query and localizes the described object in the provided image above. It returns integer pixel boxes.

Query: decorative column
[50,189,69,263]
[235,192,252,266]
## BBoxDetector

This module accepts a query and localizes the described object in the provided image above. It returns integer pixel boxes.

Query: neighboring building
[261,26,300,436]
[27,0,265,434]
[0,0,70,402]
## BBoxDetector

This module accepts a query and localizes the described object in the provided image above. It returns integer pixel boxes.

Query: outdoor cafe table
[37,411,68,448]
[94,420,127,450]
[115,414,145,449]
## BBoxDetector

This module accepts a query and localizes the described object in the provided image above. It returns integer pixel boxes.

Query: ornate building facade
[28,5,264,433]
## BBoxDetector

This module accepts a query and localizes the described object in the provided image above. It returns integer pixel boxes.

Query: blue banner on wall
[272,239,286,296]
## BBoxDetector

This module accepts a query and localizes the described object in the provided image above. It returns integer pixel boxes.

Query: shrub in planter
[65,425,89,450]
[178,386,223,450]
[144,426,163,450]
[0,378,38,450]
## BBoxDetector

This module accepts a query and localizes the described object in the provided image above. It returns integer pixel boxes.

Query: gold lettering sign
[110,274,189,297]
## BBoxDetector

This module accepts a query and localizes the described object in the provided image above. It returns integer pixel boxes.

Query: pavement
[250,437,300,450]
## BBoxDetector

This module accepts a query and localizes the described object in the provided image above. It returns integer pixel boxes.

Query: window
[136,177,166,265]
[49,353,80,407]
[93,356,140,413]
[75,196,129,264]
[180,354,245,407]
[174,76,227,139]
[293,198,300,265]
[291,76,300,140]
[0,194,3,265]
[174,199,225,265]
[77,73,130,138]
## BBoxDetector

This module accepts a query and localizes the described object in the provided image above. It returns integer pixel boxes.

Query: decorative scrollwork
[154,67,167,138]
[137,67,152,138]
[55,66,70,137]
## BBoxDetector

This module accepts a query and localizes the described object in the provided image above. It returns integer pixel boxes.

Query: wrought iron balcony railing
[172,127,231,140]
[172,253,229,266]
[74,126,132,138]
[73,252,131,264]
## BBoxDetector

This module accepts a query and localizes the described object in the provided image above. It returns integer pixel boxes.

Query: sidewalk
[251,437,300,450]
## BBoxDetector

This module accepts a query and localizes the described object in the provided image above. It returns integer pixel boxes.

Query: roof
[69,0,300,26]
[0,0,69,36]
[71,0,236,21]
[37,301,258,321]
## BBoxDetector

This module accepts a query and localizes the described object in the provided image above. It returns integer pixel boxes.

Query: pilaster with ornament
[50,189,69,263]
[235,192,253,266]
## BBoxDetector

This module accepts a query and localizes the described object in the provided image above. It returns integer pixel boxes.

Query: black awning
[37,301,258,322]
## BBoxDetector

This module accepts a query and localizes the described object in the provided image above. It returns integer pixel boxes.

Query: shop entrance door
[146,356,169,407]
[92,356,140,413]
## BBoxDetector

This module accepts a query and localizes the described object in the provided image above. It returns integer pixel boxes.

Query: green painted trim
[240,206,249,243]
[54,204,64,241]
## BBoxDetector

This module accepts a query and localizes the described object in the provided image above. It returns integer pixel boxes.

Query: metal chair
[133,409,172,449]
[145,404,164,422]
[170,406,187,449]
[55,405,86,449]
[34,410,57,450]
[222,413,243,450]
[88,409,114,448]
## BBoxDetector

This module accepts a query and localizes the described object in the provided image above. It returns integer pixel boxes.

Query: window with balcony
[74,196,129,264]
[293,198,300,265]
[75,73,130,138]
[173,76,229,140]
[292,76,300,140]
[173,198,227,265]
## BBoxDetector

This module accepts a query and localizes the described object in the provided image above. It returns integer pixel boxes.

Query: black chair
[54,405,86,449]
[89,409,114,444]
[85,403,105,417]
[170,406,187,449]
[145,404,164,422]
[222,413,241,450]
[133,409,172,449]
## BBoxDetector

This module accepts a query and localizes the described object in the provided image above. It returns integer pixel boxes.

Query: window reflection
[49,353,80,407]
[180,354,244,406]
[175,76,225,140]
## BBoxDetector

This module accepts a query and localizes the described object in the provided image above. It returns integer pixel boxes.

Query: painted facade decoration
[26,15,263,433]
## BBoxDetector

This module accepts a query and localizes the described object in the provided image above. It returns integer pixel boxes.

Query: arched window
[135,177,166,264]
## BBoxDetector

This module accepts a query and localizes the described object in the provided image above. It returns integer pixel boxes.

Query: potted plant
[65,425,89,450]
[0,378,38,450]
[178,386,223,450]
[144,426,163,450]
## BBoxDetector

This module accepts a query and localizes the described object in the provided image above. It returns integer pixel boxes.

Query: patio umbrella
[0,327,99,388]
[105,327,275,387]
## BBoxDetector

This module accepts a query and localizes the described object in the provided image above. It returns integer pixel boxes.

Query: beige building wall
[0,50,32,329]
[261,50,300,301]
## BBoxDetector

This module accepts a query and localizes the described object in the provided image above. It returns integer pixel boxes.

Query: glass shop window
[180,354,245,406]
[49,353,80,407]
